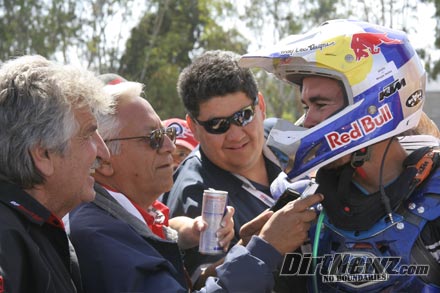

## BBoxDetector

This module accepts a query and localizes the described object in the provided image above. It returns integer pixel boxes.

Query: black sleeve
[420,216,440,263]
[0,229,28,293]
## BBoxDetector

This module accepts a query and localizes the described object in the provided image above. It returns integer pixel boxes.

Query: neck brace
[315,147,436,231]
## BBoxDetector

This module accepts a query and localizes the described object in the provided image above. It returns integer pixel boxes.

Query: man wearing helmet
[240,19,440,292]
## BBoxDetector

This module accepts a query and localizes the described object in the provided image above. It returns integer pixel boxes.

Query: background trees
[0,0,80,61]
[118,0,249,118]
[0,0,438,121]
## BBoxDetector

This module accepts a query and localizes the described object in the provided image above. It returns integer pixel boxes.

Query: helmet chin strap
[379,139,395,223]
[336,147,372,213]
[351,147,371,180]
[351,147,371,168]
[349,143,394,223]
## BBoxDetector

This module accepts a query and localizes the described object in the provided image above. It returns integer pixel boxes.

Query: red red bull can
[199,189,228,255]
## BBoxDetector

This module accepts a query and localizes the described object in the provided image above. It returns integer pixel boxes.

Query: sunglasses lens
[166,127,177,142]
[150,127,176,149]
[230,106,254,127]
[149,129,163,149]
[198,102,256,134]
[205,118,230,134]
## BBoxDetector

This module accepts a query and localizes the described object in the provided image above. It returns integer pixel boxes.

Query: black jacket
[161,146,308,293]
[161,147,281,273]
[0,181,81,293]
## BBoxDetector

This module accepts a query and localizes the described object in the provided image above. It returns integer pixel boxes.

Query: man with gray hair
[0,55,113,293]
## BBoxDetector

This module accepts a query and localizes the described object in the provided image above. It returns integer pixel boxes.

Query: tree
[70,0,141,72]
[119,0,248,119]
[239,0,304,119]
[0,0,80,61]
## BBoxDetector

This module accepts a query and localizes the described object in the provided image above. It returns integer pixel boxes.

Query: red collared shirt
[129,199,170,239]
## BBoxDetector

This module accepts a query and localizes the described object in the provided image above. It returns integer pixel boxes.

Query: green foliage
[0,0,79,61]
[241,0,303,47]
[299,0,341,28]
[74,0,137,72]
[119,0,201,119]
[251,69,300,120]
[118,0,249,119]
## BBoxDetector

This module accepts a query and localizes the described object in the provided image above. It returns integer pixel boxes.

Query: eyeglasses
[105,127,176,150]
[193,98,258,134]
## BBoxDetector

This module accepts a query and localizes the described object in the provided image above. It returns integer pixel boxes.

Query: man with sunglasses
[67,79,235,291]
[161,50,316,291]
[68,78,322,292]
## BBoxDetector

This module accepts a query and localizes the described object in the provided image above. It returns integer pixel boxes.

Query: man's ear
[257,92,266,119]
[186,114,200,141]
[29,145,54,177]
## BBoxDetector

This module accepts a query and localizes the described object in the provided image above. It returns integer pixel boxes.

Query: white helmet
[239,19,426,181]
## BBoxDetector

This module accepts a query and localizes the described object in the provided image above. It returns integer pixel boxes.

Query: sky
[409,2,437,51]
[415,3,440,90]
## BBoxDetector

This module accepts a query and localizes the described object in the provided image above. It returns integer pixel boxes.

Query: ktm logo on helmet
[379,78,406,102]
[350,33,402,61]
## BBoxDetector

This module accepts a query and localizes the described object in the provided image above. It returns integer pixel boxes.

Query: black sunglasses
[105,127,176,150]
[194,98,258,134]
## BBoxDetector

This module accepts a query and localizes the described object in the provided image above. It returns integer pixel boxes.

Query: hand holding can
[199,189,228,255]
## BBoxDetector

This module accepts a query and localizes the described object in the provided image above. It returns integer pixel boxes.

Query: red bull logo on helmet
[325,104,393,150]
[351,33,403,61]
